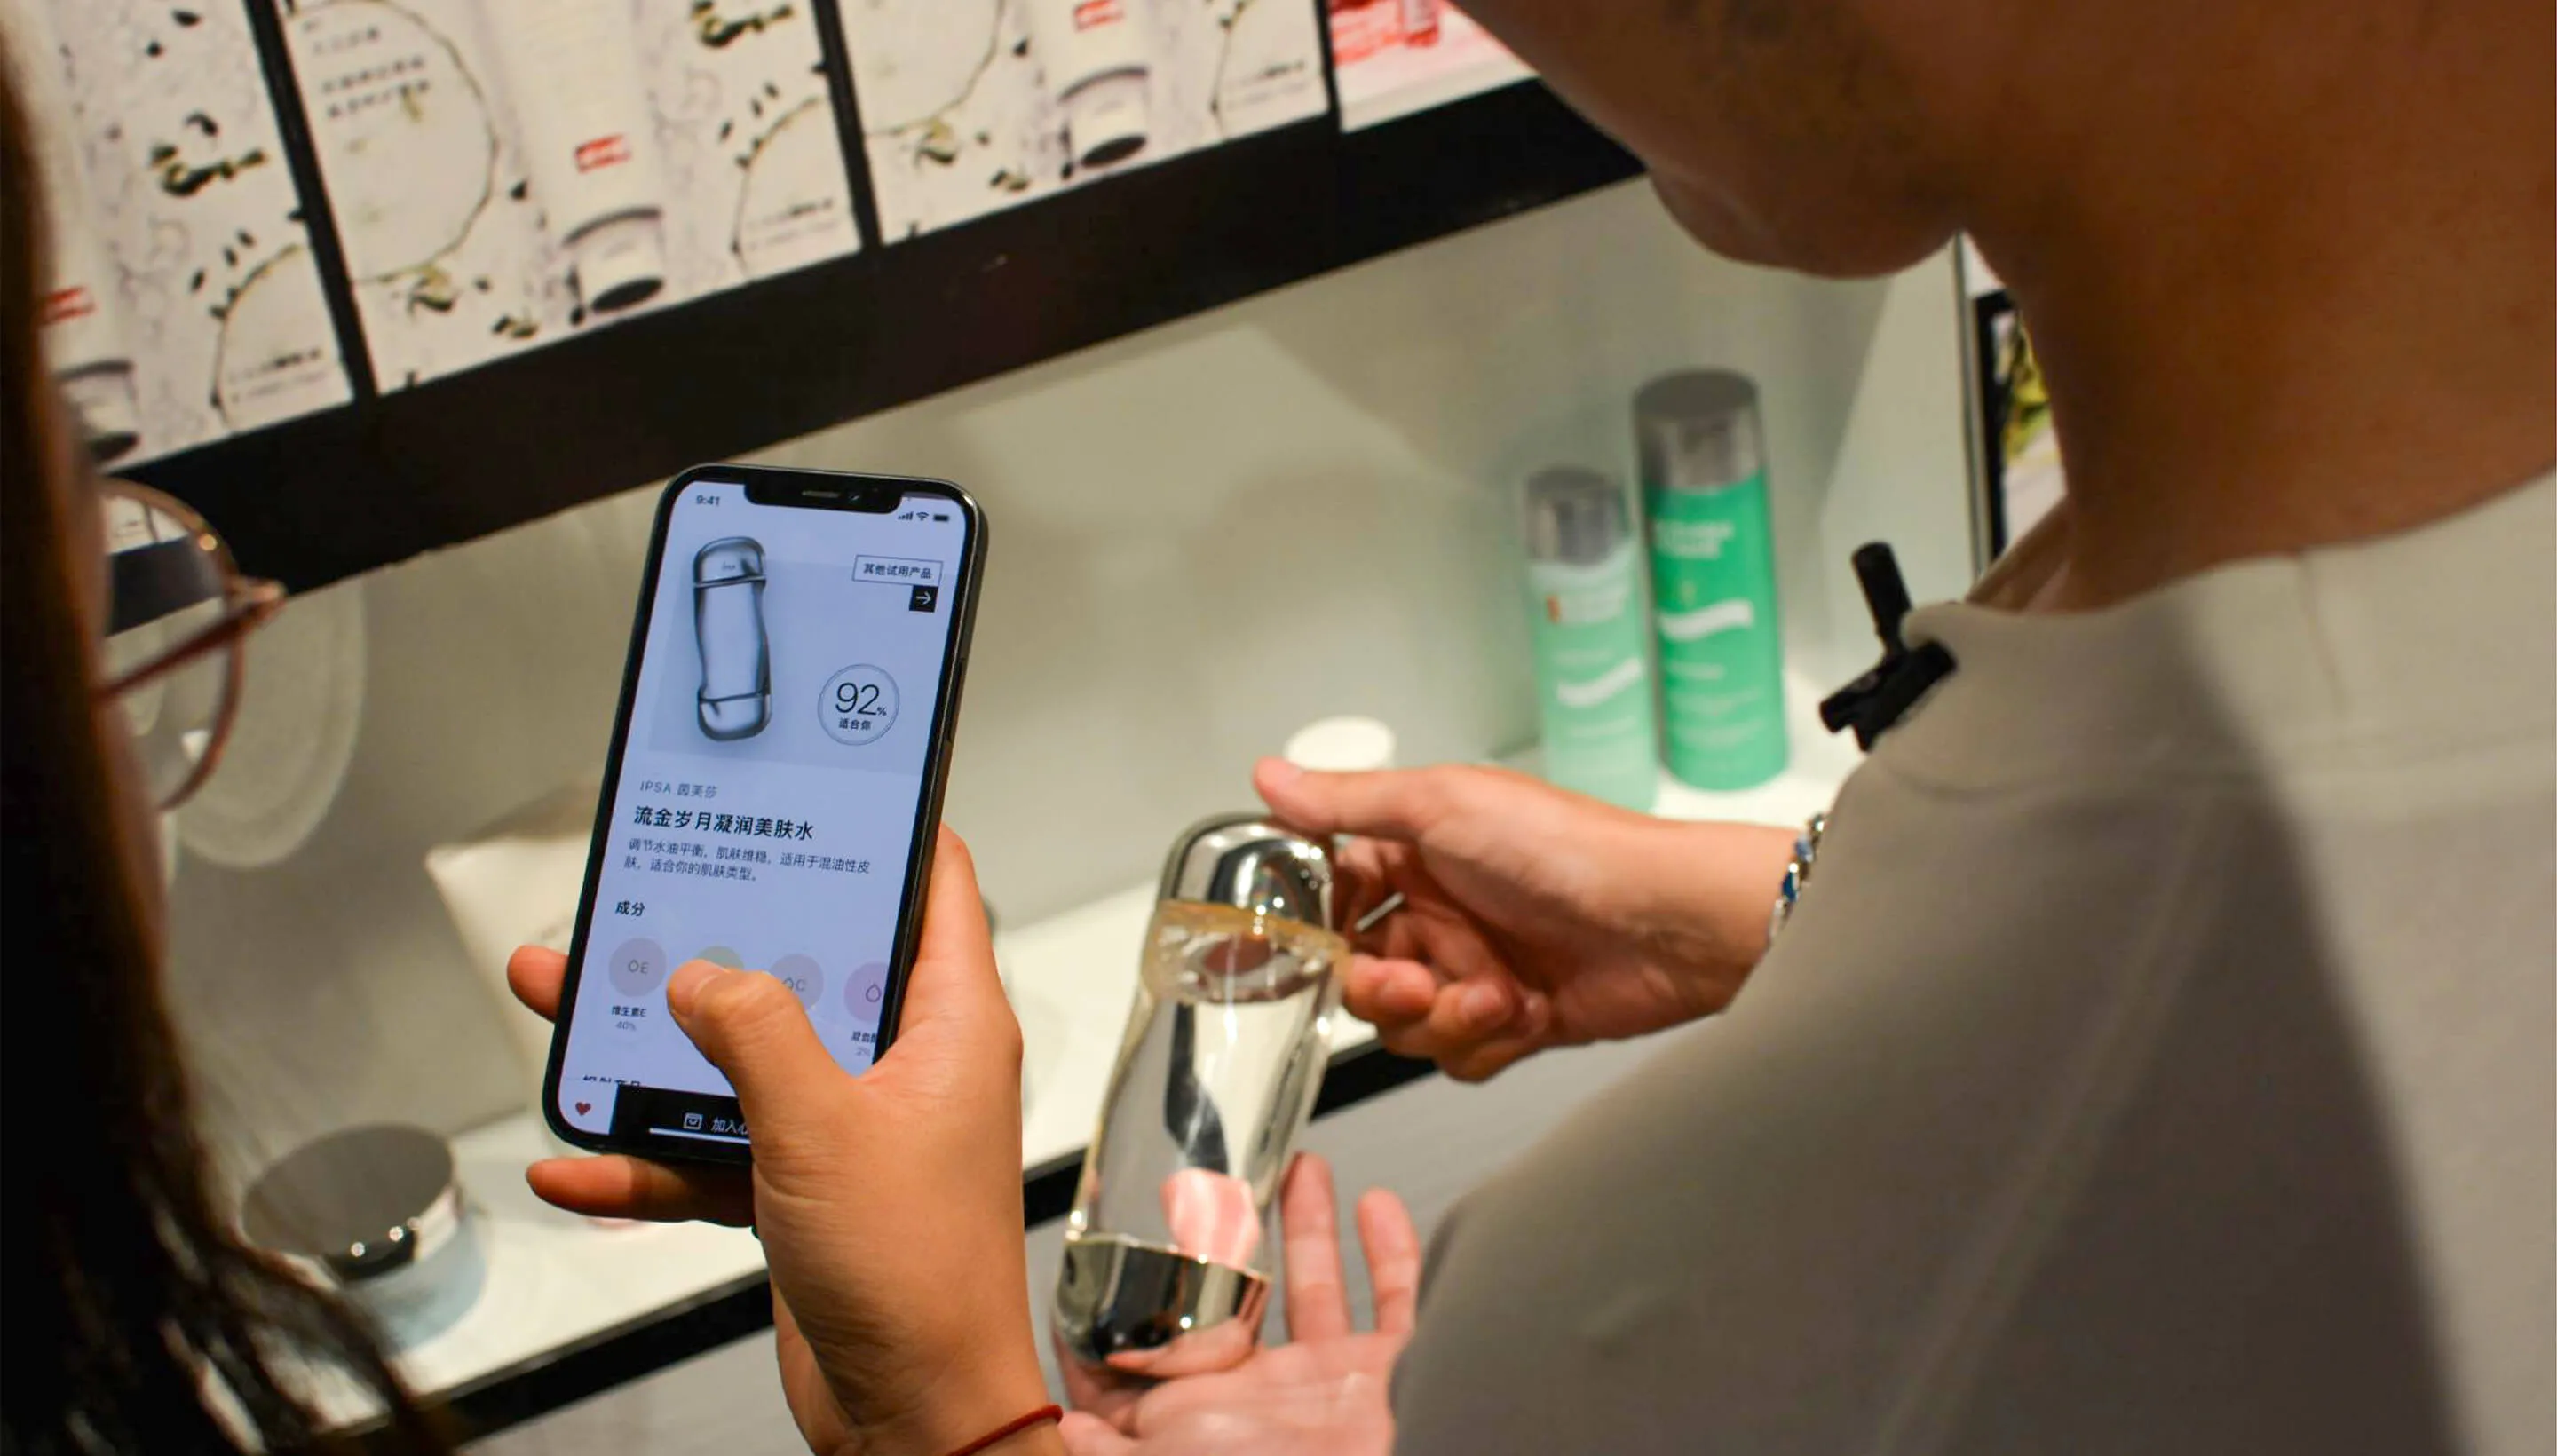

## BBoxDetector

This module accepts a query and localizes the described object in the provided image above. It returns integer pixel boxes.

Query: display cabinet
[10,2,1988,1443]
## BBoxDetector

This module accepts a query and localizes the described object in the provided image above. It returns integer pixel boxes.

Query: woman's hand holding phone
[507,829,1061,1456]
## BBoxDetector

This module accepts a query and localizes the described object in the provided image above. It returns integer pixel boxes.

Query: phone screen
[551,473,975,1148]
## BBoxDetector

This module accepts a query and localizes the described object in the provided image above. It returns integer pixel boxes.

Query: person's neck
[1970,0,2554,610]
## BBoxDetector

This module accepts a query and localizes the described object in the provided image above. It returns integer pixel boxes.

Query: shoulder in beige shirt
[1390,475,2556,1456]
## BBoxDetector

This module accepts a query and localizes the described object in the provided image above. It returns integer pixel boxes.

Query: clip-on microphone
[1819,542,1956,750]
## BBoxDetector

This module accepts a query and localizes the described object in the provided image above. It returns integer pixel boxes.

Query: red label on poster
[1329,0,1400,64]
[575,134,633,172]
[1073,0,1124,28]
[39,286,95,326]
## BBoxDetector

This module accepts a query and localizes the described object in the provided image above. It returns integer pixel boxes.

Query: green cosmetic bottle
[1636,372,1788,790]
[1523,467,1658,809]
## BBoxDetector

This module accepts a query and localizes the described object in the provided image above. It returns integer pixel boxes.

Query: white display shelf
[375,691,1859,1421]
[1341,50,1534,133]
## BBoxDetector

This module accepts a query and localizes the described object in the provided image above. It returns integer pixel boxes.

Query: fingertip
[1519,988,1554,1037]
[1358,1184,1423,1334]
[1357,1183,1410,1222]
[933,823,976,875]
[507,944,566,974]
[1347,959,1437,1023]
[917,832,991,973]
[1356,1185,1421,1252]
[1456,978,1511,1033]
[1253,756,1303,796]
[526,1152,756,1224]
[506,945,567,1018]
[1283,1149,1335,1198]
[525,1156,599,1215]
[1254,756,1326,831]
[665,959,732,1017]
[921,827,989,942]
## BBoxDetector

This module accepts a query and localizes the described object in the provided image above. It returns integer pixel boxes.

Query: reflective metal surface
[1524,465,1629,566]
[1159,814,1334,930]
[1054,1233,1272,1369]
[240,1123,486,1350]
[241,1123,461,1278]
[1635,369,1765,493]
[1052,818,1341,1381]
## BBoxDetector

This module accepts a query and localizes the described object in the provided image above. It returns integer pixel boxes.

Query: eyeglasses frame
[91,479,287,810]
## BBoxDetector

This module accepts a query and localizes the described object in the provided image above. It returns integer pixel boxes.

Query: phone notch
[745,476,901,512]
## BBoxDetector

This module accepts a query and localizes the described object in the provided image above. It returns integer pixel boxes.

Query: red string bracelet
[940,1403,1064,1456]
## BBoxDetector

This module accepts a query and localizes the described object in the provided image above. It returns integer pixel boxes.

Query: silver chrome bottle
[1054,815,1346,1385]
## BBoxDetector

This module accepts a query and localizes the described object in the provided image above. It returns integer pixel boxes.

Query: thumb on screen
[664,961,845,1143]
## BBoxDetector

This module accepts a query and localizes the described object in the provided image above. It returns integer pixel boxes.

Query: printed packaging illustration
[1326,0,1526,132]
[279,0,862,389]
[2,0,350,463]
[836,0,1327,240]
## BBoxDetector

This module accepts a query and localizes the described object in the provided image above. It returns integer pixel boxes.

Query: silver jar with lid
[1053,814,1347,1385]
[241,1124,486,1350]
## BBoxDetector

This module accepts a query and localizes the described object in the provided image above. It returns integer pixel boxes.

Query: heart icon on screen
[574,1101,592,1115]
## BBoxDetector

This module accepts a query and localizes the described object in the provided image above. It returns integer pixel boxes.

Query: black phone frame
[539,463,987,1167]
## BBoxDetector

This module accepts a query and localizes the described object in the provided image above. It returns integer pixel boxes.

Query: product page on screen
[557,479,966,1140]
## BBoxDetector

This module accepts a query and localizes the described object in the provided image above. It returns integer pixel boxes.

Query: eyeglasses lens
[101,490,235,808]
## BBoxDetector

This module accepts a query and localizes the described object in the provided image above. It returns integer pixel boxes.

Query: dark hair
[0,39,443,1456]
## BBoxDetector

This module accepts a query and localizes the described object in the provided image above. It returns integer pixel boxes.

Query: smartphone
[543,464,986,1162]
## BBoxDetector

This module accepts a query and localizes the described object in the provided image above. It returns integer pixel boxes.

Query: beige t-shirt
[1392,476,2555,1455]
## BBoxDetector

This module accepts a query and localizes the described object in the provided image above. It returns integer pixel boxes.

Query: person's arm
[1255,760,1798,1080]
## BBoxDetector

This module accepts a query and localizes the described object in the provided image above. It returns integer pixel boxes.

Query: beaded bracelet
[1765,811,1827,947]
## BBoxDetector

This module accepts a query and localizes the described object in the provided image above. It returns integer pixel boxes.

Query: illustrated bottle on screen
[1637,371,1789,791]
[2,0,142,461]
[475,0,670,318]
[1524,467,1658,809]
[1055,817,1344,1393]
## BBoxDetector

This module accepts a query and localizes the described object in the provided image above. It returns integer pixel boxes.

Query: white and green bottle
[1637,372,1787,790]
[1523,467,1658,809]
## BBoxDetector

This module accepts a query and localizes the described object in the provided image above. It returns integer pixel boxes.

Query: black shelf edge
[238,0,376,400]
[136,83,1638,594]
[411,1040,1435,1448]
